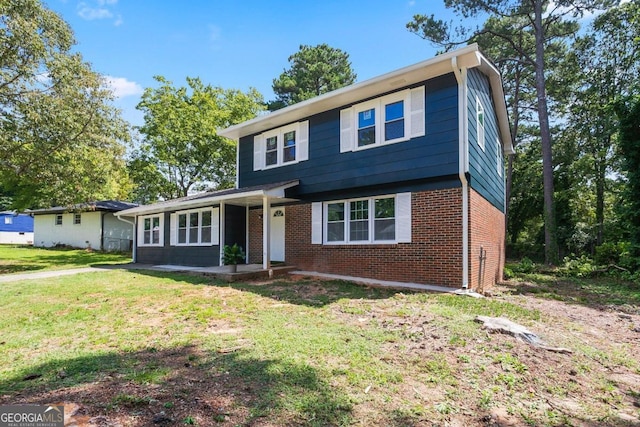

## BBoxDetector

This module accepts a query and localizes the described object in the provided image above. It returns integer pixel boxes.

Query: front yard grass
[0,269,638,426]
[0,245,131,274]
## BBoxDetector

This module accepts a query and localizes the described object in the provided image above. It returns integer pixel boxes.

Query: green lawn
[0,245,131,274]
[1,268,638,426]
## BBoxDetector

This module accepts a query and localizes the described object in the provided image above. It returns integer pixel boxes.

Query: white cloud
[77,3,112,20]
[77,1,122,25]
[104,76,143,99]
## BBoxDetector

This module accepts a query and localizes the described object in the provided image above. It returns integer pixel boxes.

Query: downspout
[116,215,136,263]
[452,57,470,290]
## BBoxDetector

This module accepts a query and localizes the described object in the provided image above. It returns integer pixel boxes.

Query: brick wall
[468,188,505,291]
[247,188,505,290]
[272,188,465,287]
[248,208,263,264]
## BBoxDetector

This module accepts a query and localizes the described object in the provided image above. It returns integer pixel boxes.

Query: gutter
[452,56,470,290]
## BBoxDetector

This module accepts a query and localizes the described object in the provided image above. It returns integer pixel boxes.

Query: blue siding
[238,73,460,199]
[0,213,34,233]
[467,68,505,211]
[137,212,220,267]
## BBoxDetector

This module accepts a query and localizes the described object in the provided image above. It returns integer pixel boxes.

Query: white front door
[270,207,285,262]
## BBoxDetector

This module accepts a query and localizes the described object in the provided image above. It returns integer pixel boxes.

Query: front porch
[134,263,297,282]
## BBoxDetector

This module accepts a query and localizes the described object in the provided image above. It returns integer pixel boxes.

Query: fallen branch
[474,316,572,353]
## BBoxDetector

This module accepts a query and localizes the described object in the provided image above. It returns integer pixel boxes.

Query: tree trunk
[534,0,559,265]
[594,139,608,247]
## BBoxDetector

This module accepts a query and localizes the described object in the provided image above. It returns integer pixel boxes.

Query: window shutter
[211,207,220,245]
[136,217,144,246]
[311,202,322,244]
[410,86,426,138]
[297,120,309,161]
[396,192,412,243]
[169,213,176,246]
[340,108,353,153]
[253,135,264,171]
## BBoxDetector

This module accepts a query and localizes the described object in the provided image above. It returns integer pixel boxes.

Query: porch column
[219,202,225,266]
[262,196,271,270]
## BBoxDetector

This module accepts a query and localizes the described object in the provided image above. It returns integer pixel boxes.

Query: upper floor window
[55,214,63,226]
[476,96,485,151]
[340,86,425,153]
[4,216,12,225]
[74,213,81,225]
[253,121,309,171]
[139,214,163,247]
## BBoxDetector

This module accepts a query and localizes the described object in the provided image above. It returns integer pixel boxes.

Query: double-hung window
[253,121,309,171]
[140,214,163,247]
[323,196,399,244]
[55,214,63,226]
[341,86,425,152]
[74,213,81,225]
[173,208,218,246]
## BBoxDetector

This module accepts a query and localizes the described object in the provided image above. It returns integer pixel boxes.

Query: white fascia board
[115,191,264,218]
[477,57,515,155]
[115,181,299,218]
[219,44,484,141]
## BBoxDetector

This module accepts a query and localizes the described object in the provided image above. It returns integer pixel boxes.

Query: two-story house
[117,44,513,291]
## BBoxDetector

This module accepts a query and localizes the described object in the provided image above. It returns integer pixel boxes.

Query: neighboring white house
[31,201,138,251]
[0,212,34,245]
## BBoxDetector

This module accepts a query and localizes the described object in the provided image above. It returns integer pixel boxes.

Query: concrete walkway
[0,267,109,283]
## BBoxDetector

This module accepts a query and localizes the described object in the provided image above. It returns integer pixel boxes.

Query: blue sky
[47,0,456,127]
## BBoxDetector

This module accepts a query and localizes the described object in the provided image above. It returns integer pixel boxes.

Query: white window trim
[263,122,298,169]
[496,137,503,177]
[323,195,398,245]
[174,207,217,247]
[55,214,63,226]
[254,121,309,171]
[74,213,81,225]
[138,214,164,247]
[341,86,425,153]
[353,90,410,151]
[476,96,485,152]
[4,216,12,225]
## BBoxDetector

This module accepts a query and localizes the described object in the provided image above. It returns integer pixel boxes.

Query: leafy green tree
[615,97,640,267]
[133,76,264,200]
[270,44,356,110]
[566,1,640,247]
[407,0,615,264]
[0,0,131,209]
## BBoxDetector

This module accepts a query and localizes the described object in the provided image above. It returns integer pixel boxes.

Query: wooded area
[408,0,640,271]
